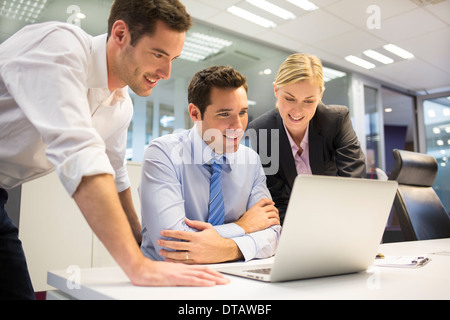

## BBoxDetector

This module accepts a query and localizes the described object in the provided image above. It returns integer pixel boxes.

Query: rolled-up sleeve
[1,27,115,195]
[104,97,132,193]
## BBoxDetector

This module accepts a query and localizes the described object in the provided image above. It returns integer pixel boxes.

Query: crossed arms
[139,137,281,264]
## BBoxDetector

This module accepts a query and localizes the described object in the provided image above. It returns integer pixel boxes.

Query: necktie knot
[211,161,223,174]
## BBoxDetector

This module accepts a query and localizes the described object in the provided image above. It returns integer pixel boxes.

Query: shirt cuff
[232,235,257,262]
[56,147,115,196]
[114,164,130,193]
[231,225,282,262]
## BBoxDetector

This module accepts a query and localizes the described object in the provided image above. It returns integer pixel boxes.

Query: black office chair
[389,149,450,241]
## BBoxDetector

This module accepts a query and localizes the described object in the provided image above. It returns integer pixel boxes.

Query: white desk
[47,239,450,300]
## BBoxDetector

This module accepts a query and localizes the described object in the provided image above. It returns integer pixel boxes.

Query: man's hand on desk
[73,174,228,287]
[158,218,243,264]
[130,257,230,287]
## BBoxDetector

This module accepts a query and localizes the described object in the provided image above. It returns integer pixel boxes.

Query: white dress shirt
[139,126,281,261]
[0,22,132,195]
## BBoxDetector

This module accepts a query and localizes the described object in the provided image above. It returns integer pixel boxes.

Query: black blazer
[247,103,366,223]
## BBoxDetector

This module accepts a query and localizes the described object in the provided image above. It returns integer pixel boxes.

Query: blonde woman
[248,53,366,223]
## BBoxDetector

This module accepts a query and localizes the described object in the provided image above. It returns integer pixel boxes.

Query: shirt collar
[283,122,309,156]
[99,87,127,107]
[88,34,128,107]
[87,34,108,89]
[189,125,235,170]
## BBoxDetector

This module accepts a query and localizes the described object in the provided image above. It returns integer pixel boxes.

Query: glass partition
[124,20,351,161]
[381,88,416,174]
[124,20,292,160]
[364,86,382,174]
[422,96,450,212]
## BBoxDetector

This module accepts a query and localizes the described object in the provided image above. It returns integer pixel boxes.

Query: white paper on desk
[373,255,430,268]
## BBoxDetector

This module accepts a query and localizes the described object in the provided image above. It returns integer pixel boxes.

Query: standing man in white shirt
[0,0,228,299]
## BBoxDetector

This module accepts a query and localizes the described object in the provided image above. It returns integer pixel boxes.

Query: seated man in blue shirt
[139,66,281,264]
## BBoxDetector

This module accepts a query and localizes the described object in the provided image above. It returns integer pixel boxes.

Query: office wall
[18,163,141,292]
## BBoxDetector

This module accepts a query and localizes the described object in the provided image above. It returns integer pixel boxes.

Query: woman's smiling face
[274,79,323,136]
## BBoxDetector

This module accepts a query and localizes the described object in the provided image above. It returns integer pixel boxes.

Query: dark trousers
[0,188,35,300]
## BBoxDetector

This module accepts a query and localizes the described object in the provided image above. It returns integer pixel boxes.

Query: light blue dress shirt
[139,126,281,261]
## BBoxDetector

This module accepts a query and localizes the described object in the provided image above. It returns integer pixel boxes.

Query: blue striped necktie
[207,160,225,226]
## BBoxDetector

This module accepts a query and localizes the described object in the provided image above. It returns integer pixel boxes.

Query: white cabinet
[19,162,142,292]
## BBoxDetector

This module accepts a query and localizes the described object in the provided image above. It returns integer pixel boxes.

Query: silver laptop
[217,175,398,282]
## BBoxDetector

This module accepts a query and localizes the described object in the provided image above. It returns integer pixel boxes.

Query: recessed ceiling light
[246,0,296,20]
[227,6,277,28]
[258,69,273,75]
[363,50,394,64]
[383,44,414,59]
[345,55,376,69]
[76,12,86,20]
[287,0,319,11]
[385,108,393,113]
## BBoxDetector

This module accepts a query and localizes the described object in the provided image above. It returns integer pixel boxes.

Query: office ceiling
[182,0,450,95]
[0,0,448,133]
[1,0,448,94]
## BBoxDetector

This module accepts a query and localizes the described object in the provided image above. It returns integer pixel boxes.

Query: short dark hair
[107,0,192,46]
[188,66,248,118]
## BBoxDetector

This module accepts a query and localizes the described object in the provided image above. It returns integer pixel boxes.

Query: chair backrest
[375,168,388,181]
[389,149,450,241]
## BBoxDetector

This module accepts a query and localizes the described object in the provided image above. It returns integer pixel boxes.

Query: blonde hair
[275,53,325,93]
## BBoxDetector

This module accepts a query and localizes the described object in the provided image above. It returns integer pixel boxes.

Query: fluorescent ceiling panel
[286,0,319,11]
[227,5,277,28]
[0,0,47,23]
[180,32,233,62]
[345,55,376,69]
[383,44,415,59]
[246,0,296,20]
[323,67,346,82]
[363,49,394,64]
